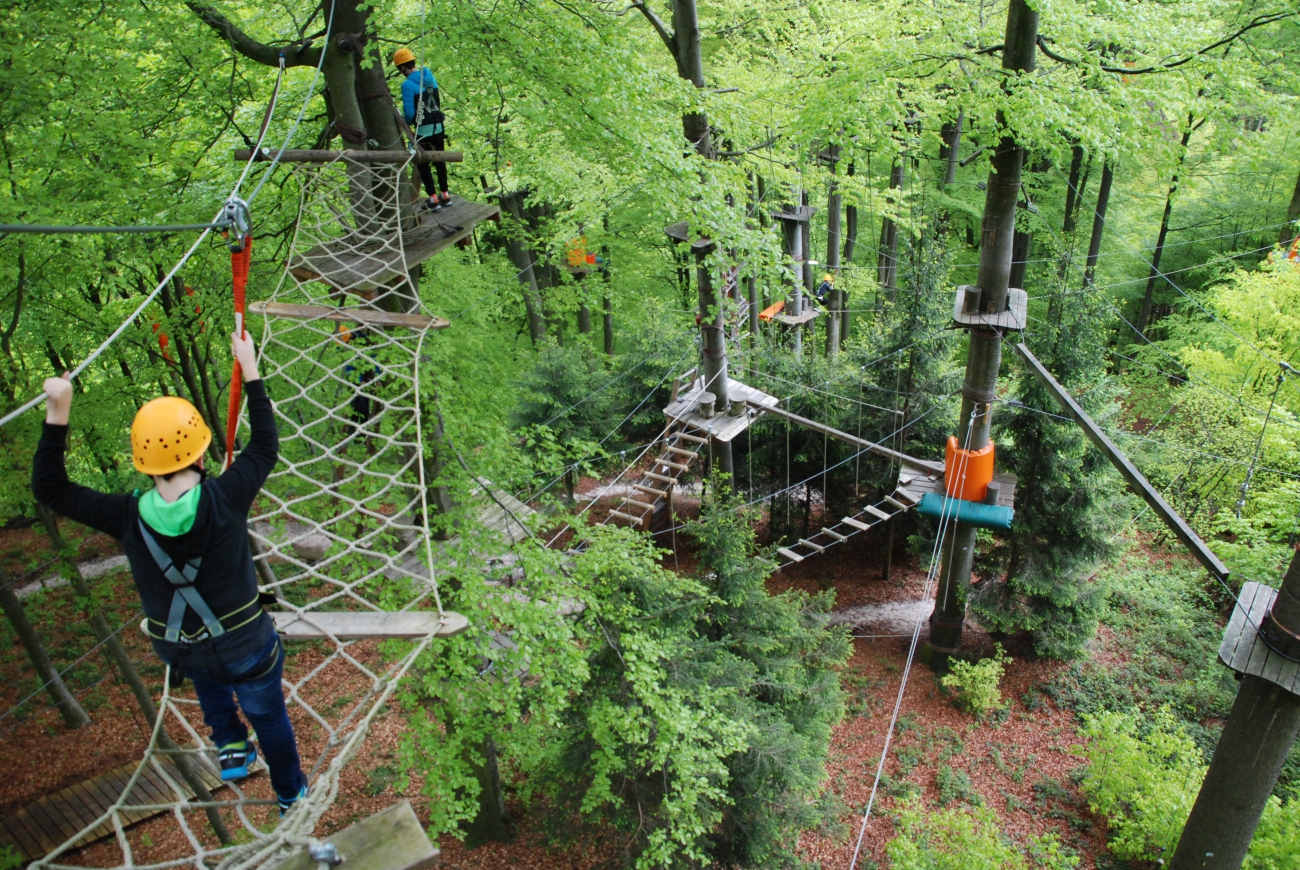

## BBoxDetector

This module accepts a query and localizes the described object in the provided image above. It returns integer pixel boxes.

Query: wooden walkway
[0,753,252,861]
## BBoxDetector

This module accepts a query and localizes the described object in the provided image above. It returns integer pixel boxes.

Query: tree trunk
[943,111,964,186]
[877,158,905,302]
[1281,165,1300,246]
[1008,229,1032,290]
[1061,143,1085,234]
[37,507,231,844]
[500,192,547,345]
[825,146,843,357]
[603,295,614,355]
[577,301,592,336]
[696,248,734,482]
[1137,118,1194,338]
[0,571,90,729]
[462,736,512,847]
[1081,161,1115,288]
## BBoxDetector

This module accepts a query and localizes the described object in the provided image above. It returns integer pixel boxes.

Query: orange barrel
[944,436,995,502]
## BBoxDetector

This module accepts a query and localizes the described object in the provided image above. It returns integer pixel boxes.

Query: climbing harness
[136,520,224,644]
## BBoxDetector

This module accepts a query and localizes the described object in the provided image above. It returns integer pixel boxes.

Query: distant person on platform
[394,48,450,211]
[815,273,835,308]
[32,332,309,817]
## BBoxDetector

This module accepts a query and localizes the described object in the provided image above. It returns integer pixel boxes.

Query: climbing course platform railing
[31,151,501,870]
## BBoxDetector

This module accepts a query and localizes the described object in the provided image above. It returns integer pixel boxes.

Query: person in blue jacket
[393,48,450,210]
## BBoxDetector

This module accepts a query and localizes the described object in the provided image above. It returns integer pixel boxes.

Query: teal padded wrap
[137,520,226,643]
[916,492,1014,530]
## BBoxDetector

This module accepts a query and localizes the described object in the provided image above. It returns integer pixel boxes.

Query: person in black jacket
[33,332,308,816]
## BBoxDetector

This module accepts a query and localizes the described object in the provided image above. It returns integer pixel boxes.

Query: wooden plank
[773,308,820,326]
[644,471,677,485]
[664,446,696,458]
[884,496,910,512]
[864,505,890,522]
[798,538,825,553]
[0,813,42,859]
[46,783,104,835]
[607,510,645,526]
[622,497,657,511]
[892,488,918,506]
[271,610,469,641]
[776,547,804,563]
[0,817,38,861]
[234,148,463,164]
[674,432,708,445]
[632,483,668,498]
[248,300,447,331]
[289,199,500,293]
[276,801,439,870]
[821,527,847,542]
[9,809,57,856]
[656,458,690,472]
[1018,342,1228,582]
[841,516,870,531]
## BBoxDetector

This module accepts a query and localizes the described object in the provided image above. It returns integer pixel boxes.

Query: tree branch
[621,1,676,57]
[1036,13,1293,75]
[186,1,323,68]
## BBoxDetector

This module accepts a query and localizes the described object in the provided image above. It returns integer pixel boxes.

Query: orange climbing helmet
[392,48,416,67]
[131,396,212,476]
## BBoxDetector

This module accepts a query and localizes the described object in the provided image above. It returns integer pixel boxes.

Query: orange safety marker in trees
[224,234,252,470]
[944,435,995,502]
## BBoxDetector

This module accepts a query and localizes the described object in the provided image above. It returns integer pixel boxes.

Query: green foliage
[886,801,1078,870]
[942,645,1009,718]
[0,843,22,870]
[523,482,849,868]
[1079,708,1300,864]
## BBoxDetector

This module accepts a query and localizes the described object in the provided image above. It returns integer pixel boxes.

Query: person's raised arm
[219,331,278,510]
[32,373,132,539]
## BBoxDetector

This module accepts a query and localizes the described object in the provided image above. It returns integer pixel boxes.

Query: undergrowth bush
[886,801,1078,869]
[1079,708,1300,865]
[942,645,1009,717]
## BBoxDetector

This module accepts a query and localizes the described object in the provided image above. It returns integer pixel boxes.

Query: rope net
[35,153,459,870]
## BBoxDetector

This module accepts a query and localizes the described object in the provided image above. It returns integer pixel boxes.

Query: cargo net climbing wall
[34,153,467,870]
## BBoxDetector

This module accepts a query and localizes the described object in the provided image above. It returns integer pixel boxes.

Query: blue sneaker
[217,741,257,781]
[278,784,308,817]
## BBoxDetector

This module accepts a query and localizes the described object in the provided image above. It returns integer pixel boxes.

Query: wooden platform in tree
[895,467,1018,509]
[663,221,715,253]
[663,376,779,443]
[0,752,251,861]
[248,300,449,331]
[1219,582,1300,694]
[772,307,820,326]
[276,800,439,870]
[270,610,469,641]
[289,196,500,293]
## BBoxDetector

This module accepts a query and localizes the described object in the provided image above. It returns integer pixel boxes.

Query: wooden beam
[841,516,870,531]
[276,801,439,870]
[1014,342,1229,581]
[248,301,448,331]
[864,505,890,522]
[753,402,945,474]
[270,611,469,641]
[777,547,804,562]
[234,148,463,164]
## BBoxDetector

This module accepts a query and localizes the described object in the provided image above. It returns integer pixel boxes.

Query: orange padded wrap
[944,436,995,502]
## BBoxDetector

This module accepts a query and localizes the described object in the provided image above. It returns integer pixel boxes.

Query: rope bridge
[31,152,479,870]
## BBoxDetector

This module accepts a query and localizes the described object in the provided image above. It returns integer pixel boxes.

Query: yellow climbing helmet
[392,48,416,67]
[131,396,212,476]
[823,273,834,284]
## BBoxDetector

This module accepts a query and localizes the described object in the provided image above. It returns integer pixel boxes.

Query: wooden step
[249,300,447,331]
[271,611,468,640]
[633,483,669,498]
[841,516,870,531]
[607,509,645,526]
[665,445,697,458]
[798,538,825,553]
[865,505,890,522]
[622,497,657,511]
[674,432,708,445]
[821,526,847,542]
[892,488,918,506]
[657,458,690,472]
[644,471,677,485]
[777,547,804,563]
[884,495,910,512]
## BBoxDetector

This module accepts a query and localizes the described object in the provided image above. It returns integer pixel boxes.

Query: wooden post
[0,571,90,729]
[927,0,1038,665]
[603,295,614,355]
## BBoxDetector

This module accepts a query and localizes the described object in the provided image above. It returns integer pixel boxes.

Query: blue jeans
[189,634,307,800]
